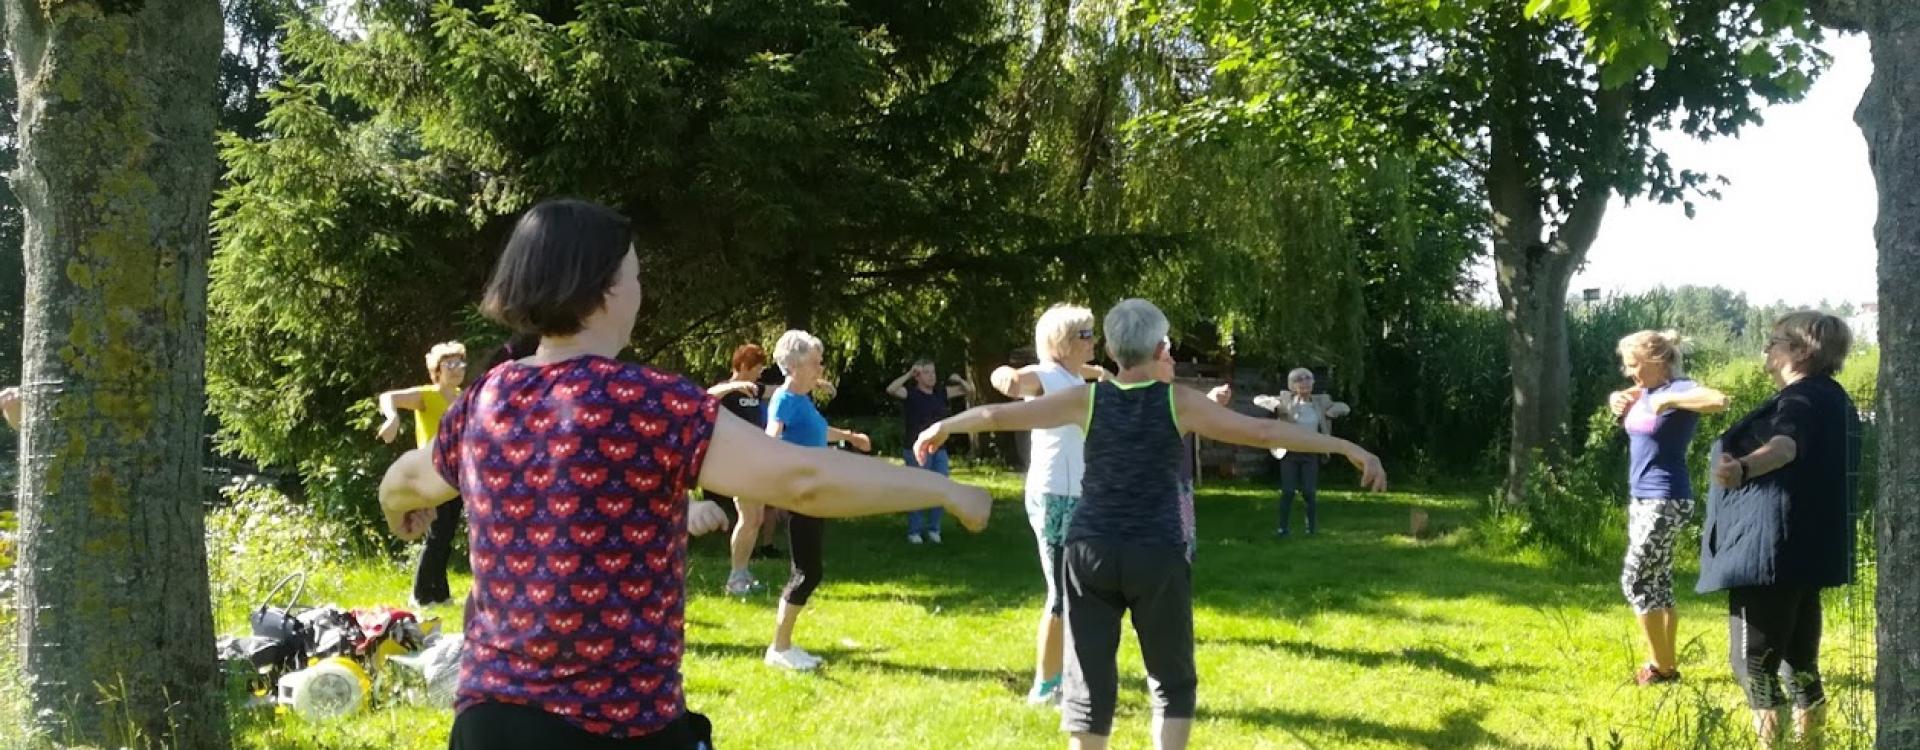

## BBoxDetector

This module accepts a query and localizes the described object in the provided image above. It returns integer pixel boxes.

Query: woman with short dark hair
[379,198,991,749]
[1697,311,1860,749]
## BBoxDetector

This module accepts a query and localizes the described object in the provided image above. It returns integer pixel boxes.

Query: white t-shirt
[1026,362,1086,497]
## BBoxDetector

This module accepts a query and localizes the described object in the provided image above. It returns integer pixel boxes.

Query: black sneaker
[1273,528,1290,539]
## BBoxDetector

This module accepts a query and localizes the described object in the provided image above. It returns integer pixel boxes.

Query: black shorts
[450,702,715,750]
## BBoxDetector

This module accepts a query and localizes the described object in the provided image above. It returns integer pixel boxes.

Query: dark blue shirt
[901,385,950,439]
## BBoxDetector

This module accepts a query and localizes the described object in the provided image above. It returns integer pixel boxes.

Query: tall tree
[1853,6,1920,742]
[1529,1,1914,742]
[1807,2,1920,744]
[1165,0,1827,501]
[208,0,1034,522]
[2,0,228,745]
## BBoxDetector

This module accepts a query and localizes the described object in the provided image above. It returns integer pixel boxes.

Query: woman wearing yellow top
[377,341,469,606]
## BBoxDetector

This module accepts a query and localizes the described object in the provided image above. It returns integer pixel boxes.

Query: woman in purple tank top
[1607,329,1729,686]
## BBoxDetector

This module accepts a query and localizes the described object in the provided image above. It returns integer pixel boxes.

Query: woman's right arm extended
[699,413,991,530]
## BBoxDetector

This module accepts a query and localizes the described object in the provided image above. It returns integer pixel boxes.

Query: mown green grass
[5,467,1876,748]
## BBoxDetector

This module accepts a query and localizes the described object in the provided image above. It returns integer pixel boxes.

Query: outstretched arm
[1175,386,1386,491]
[378,447,459,539]
[915,384,1091,461]
[991,365,1044,399]
[946,374,975,399]
[1651,386,1731,415]
[700,413,992,530]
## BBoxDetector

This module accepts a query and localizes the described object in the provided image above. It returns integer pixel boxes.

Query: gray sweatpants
[1060,539,1197,736]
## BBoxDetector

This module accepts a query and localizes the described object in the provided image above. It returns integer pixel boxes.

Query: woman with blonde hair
[990,303,1107,705]
[1606,329,1728,685]
[376,340,472,607]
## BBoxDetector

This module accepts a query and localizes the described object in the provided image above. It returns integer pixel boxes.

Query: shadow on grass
[1209,704,1527,750]
[686,640,1020,689]
[1199,636,1535,685]
[699,485,1626,625]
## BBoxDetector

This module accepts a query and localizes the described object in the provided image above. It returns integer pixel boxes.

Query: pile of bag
[216,573,463,719]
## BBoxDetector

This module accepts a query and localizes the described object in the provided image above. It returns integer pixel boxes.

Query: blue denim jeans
[904,448,950,534]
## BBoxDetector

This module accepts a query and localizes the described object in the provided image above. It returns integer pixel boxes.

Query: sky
[1471,33,1879,309]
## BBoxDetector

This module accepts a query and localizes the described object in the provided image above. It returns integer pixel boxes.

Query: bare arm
[885,370,914,400]
[378,447,459,539]
[1251,394,1284,413]
[1713,435,1798,488]
[380,388,425,420]
[991,365,1044,399]
[377,389,426,443]
[707,380,760,398]
[828,426,872,452]
[0,387,20,429]
[1176,386,1386,491]
[932,384,1089,437]
[1651,386,1732,415]
[698,413,990,529]
[1078,364,1109,382]
[946,374,975,399]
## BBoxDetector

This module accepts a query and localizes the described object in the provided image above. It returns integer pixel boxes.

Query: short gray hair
[1103,298,1169,369]
[1288,368,1314,385]
[773,330,824,375]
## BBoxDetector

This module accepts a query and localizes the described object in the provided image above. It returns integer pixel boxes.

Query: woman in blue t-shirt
[762,329,872,671]
[1607,330,1729,686]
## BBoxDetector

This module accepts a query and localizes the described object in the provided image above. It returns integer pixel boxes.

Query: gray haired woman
[918,299,1386,750]
[1252,368,1350,537]
[1698,311,1860,749]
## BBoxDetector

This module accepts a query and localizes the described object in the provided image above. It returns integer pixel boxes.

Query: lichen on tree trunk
[1857,2,1920,745]
[2,0,227,746]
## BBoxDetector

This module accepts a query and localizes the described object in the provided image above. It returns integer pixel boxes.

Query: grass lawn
[13,467,1878,749]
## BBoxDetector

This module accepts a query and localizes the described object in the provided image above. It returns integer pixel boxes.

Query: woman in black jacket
[1697,311,1860,749]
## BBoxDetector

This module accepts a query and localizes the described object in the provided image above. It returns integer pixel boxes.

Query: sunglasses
[442,360,468,370]
[1076,329,1097,340]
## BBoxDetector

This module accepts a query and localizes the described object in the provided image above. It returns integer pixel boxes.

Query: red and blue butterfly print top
[432,355,720,738]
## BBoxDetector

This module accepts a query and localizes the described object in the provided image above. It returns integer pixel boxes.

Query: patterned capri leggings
[1621,497,1694,613]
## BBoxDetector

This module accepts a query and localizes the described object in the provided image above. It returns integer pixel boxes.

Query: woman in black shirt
[1697,311,1860,749]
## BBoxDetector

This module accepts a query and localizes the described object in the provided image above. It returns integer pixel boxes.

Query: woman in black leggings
[1697,311,1860,749]
[762,329,872,671]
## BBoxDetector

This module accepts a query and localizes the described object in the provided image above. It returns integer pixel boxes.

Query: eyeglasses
[1076,329,1096,340]
[442,361,468,370]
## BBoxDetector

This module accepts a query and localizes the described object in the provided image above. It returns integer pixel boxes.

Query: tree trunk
[3,0,227,746]
[1487,15,1623,504]
[1859,1,1920,744]
[962,323,1017,466]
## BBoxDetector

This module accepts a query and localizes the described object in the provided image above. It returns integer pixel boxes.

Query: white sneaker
[764,646,821,671]
[907,533,924,545]
[927,531,943,544]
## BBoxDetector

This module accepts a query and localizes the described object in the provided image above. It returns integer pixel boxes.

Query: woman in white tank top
[989,304,1107,706]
